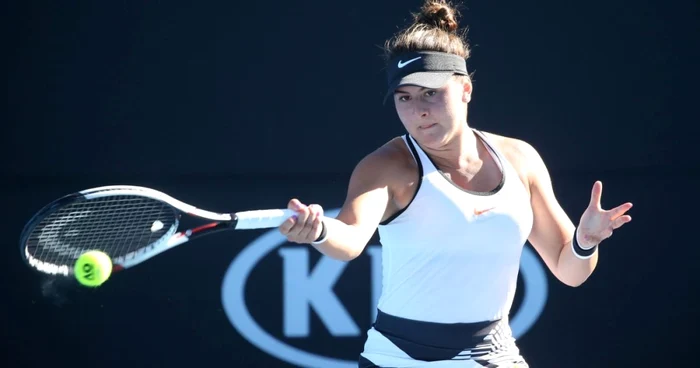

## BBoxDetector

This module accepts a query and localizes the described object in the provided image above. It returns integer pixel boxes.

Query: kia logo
[221,208,548,368]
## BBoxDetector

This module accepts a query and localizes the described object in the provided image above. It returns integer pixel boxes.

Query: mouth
[418,123,438,130]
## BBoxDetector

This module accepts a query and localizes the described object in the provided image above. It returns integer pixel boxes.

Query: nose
[414,104,429,118]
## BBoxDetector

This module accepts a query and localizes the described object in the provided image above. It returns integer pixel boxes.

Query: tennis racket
[19,185,296,277]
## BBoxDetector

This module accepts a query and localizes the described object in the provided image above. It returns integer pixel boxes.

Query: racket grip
[233,209,296,229]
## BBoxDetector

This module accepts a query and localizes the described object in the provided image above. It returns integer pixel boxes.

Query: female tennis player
[278,1,633,366]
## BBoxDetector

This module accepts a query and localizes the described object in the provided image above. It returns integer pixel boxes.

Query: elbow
[326,252,360,262]
[554,266,592,288]
[318,244,364,262]
[558,273,591,288]
[335,255,357,262]
[342,239,371,261]
[561,279,585,288]
[337,247,363,261]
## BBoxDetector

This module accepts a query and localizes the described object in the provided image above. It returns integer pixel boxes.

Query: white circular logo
[221,208,548,368]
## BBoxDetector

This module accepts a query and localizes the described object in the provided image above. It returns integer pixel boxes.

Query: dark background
[4,0,699,367]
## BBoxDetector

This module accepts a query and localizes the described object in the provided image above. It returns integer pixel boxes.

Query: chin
[414,126,448,147]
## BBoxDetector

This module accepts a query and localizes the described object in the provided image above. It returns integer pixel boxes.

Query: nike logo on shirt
[474,207,496,216]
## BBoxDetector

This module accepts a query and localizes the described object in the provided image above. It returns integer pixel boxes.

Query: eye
[424,90,437,97]
[397,95,410,102]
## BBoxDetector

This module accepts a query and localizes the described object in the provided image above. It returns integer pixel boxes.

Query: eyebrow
[394,86,430,94]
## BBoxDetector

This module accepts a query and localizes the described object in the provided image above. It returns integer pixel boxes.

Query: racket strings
[26,196,178,267]
[117,200,160,260]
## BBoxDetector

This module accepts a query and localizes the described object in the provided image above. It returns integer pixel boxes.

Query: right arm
[279,149,395,261]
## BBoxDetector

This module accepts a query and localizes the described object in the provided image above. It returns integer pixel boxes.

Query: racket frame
[20,185,295,276]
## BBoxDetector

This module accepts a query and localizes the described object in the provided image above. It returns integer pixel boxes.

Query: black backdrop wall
[5,0,699,367]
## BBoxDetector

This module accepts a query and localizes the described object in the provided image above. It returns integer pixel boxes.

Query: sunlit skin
[279,74,633,288]
[392,77,486,177]
[393,78,472,150]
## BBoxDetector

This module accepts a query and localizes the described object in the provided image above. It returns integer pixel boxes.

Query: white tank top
[376,130,534,324]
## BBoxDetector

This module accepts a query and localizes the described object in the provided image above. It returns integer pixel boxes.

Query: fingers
[287,200,310,240]
[278,215,296,234]
[279,199,324,244]
[279,199,305,239]
[300,204,324,240]
[308,204,324,218]
[589,181,603,209]
[612,214,632,229]
[608,202,633,220]
[288,198,303,211]
[296,209,315,239]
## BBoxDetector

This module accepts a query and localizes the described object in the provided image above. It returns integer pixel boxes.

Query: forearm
[556,230,599,287]
[311,217,370,261]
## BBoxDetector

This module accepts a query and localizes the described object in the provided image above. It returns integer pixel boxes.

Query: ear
[463,77,473,103]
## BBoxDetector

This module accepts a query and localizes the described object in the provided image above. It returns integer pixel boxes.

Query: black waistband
[373,309,502,350]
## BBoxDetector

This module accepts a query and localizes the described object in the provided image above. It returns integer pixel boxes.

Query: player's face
[393,77,472,147]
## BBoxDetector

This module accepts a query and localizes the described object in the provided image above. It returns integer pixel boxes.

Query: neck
[422,125,482,170]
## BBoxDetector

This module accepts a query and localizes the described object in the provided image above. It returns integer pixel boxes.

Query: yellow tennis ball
[74,250,112,287]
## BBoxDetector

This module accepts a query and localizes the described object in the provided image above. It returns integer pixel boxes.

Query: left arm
[520,141,633,287]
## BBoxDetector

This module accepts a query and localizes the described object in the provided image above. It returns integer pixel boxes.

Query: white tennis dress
[358,130,534,367]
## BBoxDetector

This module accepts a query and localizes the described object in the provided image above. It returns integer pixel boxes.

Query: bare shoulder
[480,131,540,160]
[351,136,415,187]
[479,130,546,186]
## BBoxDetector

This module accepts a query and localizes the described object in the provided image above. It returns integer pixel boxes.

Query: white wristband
[571,228,597,260]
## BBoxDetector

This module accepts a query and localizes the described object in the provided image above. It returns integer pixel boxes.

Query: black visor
[384,51,468,104]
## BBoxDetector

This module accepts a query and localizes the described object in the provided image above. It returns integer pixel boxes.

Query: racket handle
[233,209,296,229]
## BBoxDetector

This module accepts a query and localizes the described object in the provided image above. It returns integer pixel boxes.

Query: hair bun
[414,0,460,33]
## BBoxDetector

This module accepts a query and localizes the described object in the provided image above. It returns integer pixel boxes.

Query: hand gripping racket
[19,185,295,276]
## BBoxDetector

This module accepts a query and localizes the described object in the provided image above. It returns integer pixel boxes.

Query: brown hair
[384,0,471,64]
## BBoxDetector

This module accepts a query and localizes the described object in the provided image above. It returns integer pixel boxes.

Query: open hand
[577,181,633,248]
